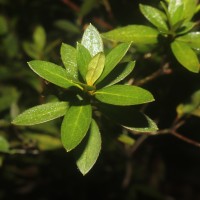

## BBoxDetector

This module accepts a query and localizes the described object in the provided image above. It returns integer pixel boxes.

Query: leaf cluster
[12,24,157,175]
[103,0,200,73]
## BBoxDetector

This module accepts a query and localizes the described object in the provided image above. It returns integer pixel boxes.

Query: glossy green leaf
[96,42,131,84]
[168,0,184,26]
[171,40,199,73]
[97,61,135,88]
[86,52,105,86]
[61,43,78,80]
[177,32,200,50]
[12,102,69,126]
[61,102,92,152]
[182,0,197,21]
[75,119,101,175]
[139,4,168,31]
[102,25,159,44]
[76,43,92,81]
[98,104,158,133]
[33,26,46,50]
[95,85,154,106]
[22,133,62,151]
[0,136,9,153]
[28,60,80,89]
[81,24,103,56]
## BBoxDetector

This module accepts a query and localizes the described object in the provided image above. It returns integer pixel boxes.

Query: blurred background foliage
[1,0,200,199]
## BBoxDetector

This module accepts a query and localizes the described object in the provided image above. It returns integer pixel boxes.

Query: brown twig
[62,0,80,12]
[122,134,148,188]
[102,0,114,20]
[134,62,172,86]
[171,130,200,148]
[61,0,113,30]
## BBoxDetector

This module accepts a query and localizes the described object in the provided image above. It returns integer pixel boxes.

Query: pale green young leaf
[95,85,154,106]
[96,42,131,84]
[61,43,78,80]
[86,52,105,86]
[170,4,184,26]
[75,119,101,175]
[76,43,92,81]
[61,102,92,152]
[81,24,103,56]
[171,40,199,73]
[102,25,159,44]
[0,136,9,153]
[98,104,158,133]
[33,26,46,50]
[12,102,69,126]
[118,134,135,145]
[139,4,168,31]
[28,60,80,89]
[168,0,184,26]
[97,61,135,88]
[177,32,200,50]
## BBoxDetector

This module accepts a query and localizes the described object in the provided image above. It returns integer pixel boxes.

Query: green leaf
[28,60,81,89]
[61,43,78,80]
[102,25,159,44]
[33,26,46,51]
[0,136,9,153]
[177,32,200,50]
[177,90,200,117]
[95,85,154,106]
[0,15,8,35]
[98,104,158,133]
[54,20,80,34]
[76,43,92,81]
[96,42,131,84]
[97,61,135,88]
[75,119,101,175]
[79,0,98,18]
[81,24,103,56]
[177,21,196,35]
[22,133,62,151]
[61,102,92,152]
[12,102,69,126]
[168,0,184,26]
[0,87,19,112]
[23,42,40,59]
[139,4,168,31]
[118,134,135,145]
[171,40,199,73]
[182,0,197,21]
[86,52,105,86]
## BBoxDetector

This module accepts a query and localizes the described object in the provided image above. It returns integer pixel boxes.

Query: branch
[134,62,172,86]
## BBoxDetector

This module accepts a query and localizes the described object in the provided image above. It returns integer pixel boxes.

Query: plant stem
[134,62,171,86]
